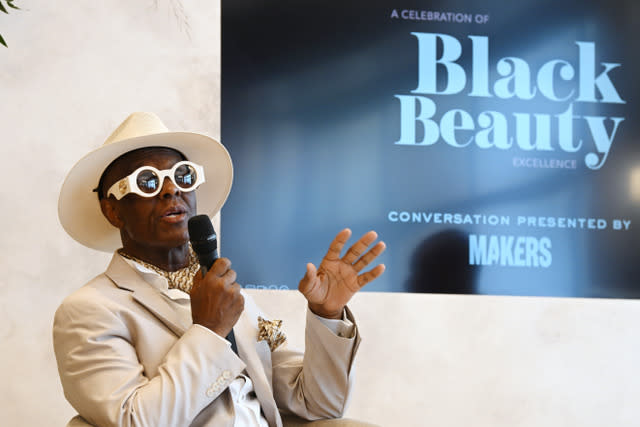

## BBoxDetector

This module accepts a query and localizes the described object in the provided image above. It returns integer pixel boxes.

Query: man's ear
[100,198,124,229]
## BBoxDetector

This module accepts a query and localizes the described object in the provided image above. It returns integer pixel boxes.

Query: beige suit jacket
[53,254,361,427]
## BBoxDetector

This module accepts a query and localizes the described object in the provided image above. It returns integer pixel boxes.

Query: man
[54,112,385,427]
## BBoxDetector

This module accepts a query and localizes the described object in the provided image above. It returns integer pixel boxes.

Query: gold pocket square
[257,316,286,351]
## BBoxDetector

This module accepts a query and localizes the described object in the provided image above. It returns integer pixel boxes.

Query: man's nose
[159,177,181,197]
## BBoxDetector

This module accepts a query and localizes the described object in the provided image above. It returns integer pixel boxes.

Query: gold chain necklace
[118,247,200,293]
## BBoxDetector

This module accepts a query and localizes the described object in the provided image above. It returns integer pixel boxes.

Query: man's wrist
[308,303,343,319]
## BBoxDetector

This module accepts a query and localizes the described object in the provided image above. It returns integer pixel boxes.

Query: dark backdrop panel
[221,0,640,297]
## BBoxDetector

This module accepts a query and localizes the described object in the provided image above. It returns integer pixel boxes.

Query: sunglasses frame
[106,161,206,200]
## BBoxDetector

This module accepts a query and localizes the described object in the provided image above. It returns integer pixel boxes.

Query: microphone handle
[227,329,238,355]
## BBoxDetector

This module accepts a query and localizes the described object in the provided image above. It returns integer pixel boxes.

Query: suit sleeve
[52,286,246,427]
[269,306,361,420]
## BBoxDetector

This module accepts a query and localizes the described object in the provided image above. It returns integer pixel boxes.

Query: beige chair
[67,414,379,427]
[282,414,379,426]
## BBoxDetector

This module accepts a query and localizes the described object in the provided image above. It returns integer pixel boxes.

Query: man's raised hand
[298,229,386,319]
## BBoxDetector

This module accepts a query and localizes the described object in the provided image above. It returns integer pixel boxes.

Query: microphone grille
[188,214,215,240]
[188,215,217,257]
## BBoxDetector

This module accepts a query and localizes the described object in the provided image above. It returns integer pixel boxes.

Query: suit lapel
[234,306,282,427]
[105,255,281,426]
[105,254,189,337]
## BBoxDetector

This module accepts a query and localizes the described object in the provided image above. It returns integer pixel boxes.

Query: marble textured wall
[0,1,221,425]
[0,2,638,426]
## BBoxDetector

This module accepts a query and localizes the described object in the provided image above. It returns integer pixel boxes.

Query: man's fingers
[357,264,386,288]
[352,241,386,272]
[342,230,378,264]
[223,269,237,286]
[210,257,232,276]
[298,262,316,294]
[298,263,317,295]
[323,229,352,260]
[190,257,245,336]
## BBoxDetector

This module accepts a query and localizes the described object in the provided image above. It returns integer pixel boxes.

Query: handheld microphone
[188,214,238,353]
[188,214,219,277]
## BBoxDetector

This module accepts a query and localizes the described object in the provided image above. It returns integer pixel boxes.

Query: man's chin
[156,229,190,249]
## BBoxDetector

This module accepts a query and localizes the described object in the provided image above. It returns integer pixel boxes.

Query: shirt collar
[118,253,191,301]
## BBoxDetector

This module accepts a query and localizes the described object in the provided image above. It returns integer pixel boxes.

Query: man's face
[101,147,197,256]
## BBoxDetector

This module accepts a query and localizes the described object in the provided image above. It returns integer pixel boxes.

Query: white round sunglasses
[106,161,206,200]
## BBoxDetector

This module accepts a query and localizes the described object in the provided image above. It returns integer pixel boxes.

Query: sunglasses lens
[136,169,160,194]
[174,163,199,189]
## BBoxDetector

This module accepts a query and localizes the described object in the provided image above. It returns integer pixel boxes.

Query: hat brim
[58,132,233,252]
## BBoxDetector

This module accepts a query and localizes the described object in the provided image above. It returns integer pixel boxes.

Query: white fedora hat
[58,112,233,252]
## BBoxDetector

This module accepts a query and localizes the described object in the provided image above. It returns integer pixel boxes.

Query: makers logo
[394,32,625,170]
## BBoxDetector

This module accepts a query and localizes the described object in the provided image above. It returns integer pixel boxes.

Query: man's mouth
[161,206,187,221]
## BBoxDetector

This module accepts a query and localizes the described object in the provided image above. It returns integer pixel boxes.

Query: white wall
[0,2,638,426]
